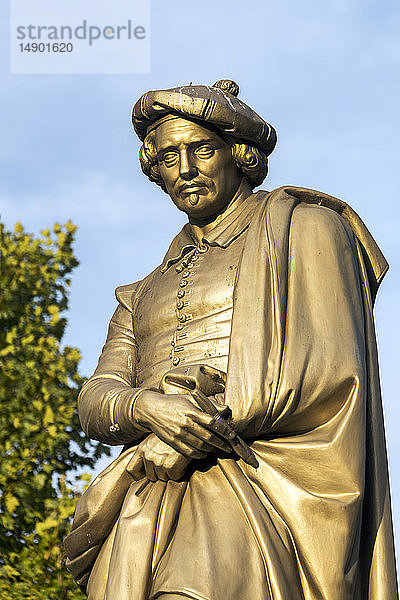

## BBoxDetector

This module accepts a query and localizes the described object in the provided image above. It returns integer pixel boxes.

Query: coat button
[176,300,184,309]
[178,314,187,322]
[182,271,190,278]
[172,357,180,366]
[175,265,183,273]
[177,290,185,298]
[180,280,188,287]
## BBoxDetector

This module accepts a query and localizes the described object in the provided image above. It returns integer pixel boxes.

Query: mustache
[177,180,213,194]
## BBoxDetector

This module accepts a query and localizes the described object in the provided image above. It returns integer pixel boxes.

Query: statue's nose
[179,151,198,180]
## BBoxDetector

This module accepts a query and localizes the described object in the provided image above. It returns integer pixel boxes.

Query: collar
[160,190,266,273]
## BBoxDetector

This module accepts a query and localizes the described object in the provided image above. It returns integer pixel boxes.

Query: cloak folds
[65,186,398,599]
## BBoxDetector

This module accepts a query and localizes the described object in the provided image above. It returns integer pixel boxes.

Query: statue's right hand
[127,434,191,482]
[134,390,232,459]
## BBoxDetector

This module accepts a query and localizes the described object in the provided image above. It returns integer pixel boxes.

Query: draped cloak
[65,186,398,599]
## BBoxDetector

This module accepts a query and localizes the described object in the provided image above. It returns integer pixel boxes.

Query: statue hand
[126,434,190,482]
[134,389,232,459]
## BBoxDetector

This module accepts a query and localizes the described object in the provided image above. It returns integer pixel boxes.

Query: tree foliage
[0,221,110,598]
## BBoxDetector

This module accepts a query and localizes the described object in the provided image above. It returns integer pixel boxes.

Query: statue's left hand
[127,433,191,482]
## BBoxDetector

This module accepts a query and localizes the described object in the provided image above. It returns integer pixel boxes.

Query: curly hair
[139,127,268,193]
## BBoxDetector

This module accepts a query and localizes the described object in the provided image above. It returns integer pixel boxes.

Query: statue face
[154,117,242,220]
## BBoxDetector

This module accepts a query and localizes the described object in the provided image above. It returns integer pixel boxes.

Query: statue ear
[139,134,168,193]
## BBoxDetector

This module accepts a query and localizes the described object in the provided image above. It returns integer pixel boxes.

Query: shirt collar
[160,190,266,273]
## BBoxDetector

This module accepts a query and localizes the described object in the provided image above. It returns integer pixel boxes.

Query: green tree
[0,221,110,598]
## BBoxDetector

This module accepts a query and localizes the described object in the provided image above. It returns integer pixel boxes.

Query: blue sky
[1,0,400,555]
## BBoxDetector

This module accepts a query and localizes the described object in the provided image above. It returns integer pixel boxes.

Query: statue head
[132,80,277,219]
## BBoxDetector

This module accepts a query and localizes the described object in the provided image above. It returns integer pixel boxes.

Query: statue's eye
[194,144,215,159]
[161,151,178,167]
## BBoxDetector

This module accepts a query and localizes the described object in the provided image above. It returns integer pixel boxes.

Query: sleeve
[77,284,150,445]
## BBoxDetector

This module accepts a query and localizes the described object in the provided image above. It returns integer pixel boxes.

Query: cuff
[111,387,153,440]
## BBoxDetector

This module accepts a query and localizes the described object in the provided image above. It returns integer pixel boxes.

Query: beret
[132,79,277,156]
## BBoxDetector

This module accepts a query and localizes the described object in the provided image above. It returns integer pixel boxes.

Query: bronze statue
[65,80,398,599]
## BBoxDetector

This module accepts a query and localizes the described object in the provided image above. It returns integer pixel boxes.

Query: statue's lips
[179,184,208,197]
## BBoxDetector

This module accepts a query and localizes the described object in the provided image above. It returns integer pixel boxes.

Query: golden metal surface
[65,80,397,599]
